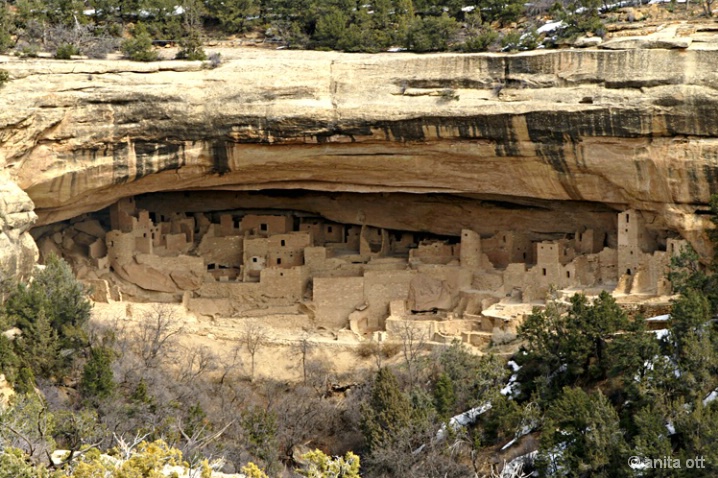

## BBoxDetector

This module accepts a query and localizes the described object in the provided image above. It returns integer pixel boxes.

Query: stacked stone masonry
[35,197,687,344]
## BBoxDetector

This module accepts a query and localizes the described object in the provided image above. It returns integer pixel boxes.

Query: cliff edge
[1,43,717,276]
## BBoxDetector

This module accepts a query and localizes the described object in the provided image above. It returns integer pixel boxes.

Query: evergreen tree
[81,345,116,400]
[406,14,458,52]
[206,0,259,34]
[432,372,456,420]
[537,387,627,477]
[121,23,158,61]
[360,367,412,452]
[4,255,91,379]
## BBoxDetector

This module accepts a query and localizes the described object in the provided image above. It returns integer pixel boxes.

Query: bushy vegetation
[5,200,718,477]
[0,0,624,58]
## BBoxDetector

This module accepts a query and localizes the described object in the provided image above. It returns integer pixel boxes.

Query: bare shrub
[208,52,222,68]
[398,321,428,388]
[241,322,268,381]
[355,341,378,359]
[133,304,182,368]
[45,23,119,59]
[492,327,517,346]
[381,341,401,359]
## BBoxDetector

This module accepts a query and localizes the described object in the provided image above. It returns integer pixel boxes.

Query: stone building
[46,197,688,347]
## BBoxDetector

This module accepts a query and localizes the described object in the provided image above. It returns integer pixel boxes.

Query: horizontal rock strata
[1,47,717,261]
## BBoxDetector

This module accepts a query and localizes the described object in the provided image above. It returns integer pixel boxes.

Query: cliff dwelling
[30,189,687,348]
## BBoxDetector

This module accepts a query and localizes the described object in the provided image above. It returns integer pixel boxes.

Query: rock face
[0,174,38,281]
[1,46,718,265]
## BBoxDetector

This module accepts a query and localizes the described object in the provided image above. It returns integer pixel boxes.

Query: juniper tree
[360,367,412,453]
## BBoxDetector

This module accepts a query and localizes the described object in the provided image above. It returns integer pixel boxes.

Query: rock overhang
[0,47,717,259]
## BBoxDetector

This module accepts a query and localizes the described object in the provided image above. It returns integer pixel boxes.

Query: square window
[260,223,268,231]
[253,257,257,263]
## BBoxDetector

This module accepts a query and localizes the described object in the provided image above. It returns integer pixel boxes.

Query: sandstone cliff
[1,45,718,275]
[0,173,38,281]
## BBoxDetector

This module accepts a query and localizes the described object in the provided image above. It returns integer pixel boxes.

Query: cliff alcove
[3,45,718,344]
[28,187,682,346]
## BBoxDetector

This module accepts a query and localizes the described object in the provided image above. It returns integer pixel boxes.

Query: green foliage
[4,254,91,380]
[55,43,80,59]
[517,292,628,401]
[406,14,459,52]
[500,30,522,51]
[668,194,718,313]
[481,0,525,25]
[81,345,116,400]
[121,24,158,62]
[176,30,206,61]
[668,243,710,298]
[432,373,455,420]
[0,394,56,461]
[299,449,361,478]
[461,28,498,52]
[0,448,54,478]
[479,393,523,444]
[438,341,507,410]
[15,367,36,395]
[206,0,259,34]
[241,407,278,472]
[360,367,412,452]
[0,4,13,54]
[553,0,605,38]
[667,289,718,402]
[537,387,627,476]
[0,335,19,384]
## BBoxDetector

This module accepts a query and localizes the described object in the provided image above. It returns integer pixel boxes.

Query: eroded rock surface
[1,47,717,261]
[0,174,38,281]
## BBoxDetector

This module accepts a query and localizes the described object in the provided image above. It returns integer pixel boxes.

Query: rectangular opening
[260,223,268,231]
[542,268,547,276]
[281,239,286,247]
[252,257,257,263]
[277,258,282,265]
[327,226,333,233]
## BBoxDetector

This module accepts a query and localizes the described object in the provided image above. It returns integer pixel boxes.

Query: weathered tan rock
[0,173,38,280]
[600,36,692,49]
[574,36,603,48]
[121,262,177,293]
[1,47,718,263]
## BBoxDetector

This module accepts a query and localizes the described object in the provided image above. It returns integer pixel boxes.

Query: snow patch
[537,20,564,33]
[703,388,718,406]
[436,403,492,441]
[647,314,670,322]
